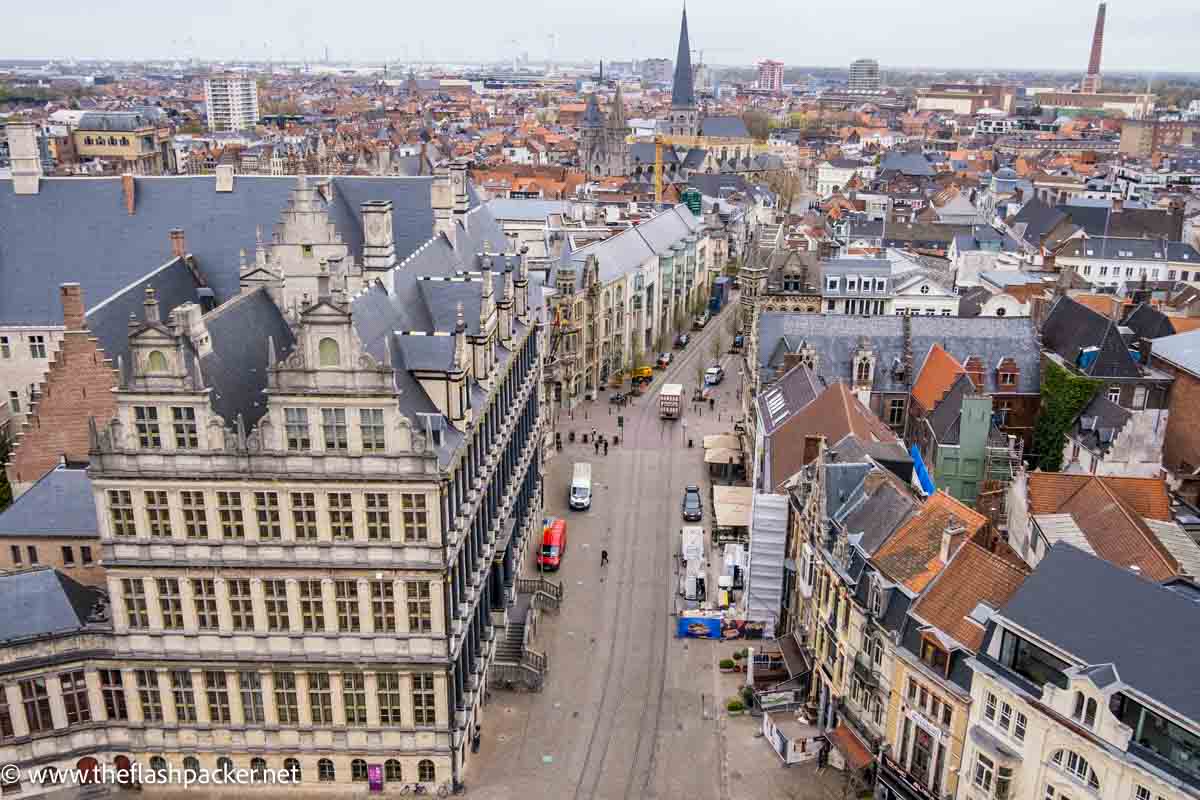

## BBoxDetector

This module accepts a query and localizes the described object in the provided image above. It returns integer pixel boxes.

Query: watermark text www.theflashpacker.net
[1,762,297,788]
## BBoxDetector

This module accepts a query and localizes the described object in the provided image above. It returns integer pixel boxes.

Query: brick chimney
[121,173,135,215]
[8,121,42,195]
[1112,197,1124,213]
[169,228,187,259]
[60,283,85,331]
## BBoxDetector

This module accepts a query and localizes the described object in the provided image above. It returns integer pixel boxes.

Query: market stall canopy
[713,485,753,528]
[705,447,741,465]
[703,434,741,451]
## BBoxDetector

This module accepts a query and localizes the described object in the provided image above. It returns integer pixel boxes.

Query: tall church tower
[668,8,699,137]
[606,82,631,176]
[580,89,630,178]
[580,93,607,177]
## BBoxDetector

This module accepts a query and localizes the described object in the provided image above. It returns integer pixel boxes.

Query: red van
[537,519,568,570]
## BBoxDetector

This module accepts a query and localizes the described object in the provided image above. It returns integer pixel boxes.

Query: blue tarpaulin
[910,445,936,496]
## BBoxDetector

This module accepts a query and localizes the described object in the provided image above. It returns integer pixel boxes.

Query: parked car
[657,352,673,369]
[693,312,710,329]
[705,365,725,386]
[729,334,745,353]
[682,485,703,521]
[675,333,690,349]
[537,519,568,570]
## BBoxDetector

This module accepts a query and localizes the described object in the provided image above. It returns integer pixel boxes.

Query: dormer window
[1072,691,1098,728]
[147,350,168,373]
[318,338,340,367]
[920,636,949,675]
[998,371,1016,386]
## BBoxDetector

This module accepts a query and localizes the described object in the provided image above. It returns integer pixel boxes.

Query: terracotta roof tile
[911,540,1029,651]
[911,344,965,413]
[1057,479,1179,581]
[1026,473,1172,520]
[874,491,988,593]
[1070,293,1123,320]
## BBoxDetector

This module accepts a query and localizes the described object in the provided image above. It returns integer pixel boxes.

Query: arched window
[109,137,118,146]
[418,760,436,783]
[351,759,368,782]
[318,337,340,367]
[317,758,335,782]
[249,758,266,780]
[1051,749,1100,790]
[384,760,402,782]
[215,757,232,776]
[856,359,871,383]
[1073,691,1085,719]
[84,136,93,145]
[121,137,129,146]
[283,758,301,782]
[149,756,168,775]
[1084,698,1098,728]
[183,756,200,773]
[147,350,168,372]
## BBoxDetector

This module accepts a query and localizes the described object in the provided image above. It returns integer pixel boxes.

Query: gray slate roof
[557,205,702,288]
[0,568,104,643]
[1041,296,1143,379]
[198,288,295,428]
[0,175,461,326]
[880,151,935,177]
[700,116,751,139]
[756,313,1041,394]
[0,466,96,538]
[1058,236,1200,264]
[1000,543,1200,723]
[1151,328,1200,375]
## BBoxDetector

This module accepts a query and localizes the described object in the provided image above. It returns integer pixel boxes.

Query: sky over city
[7,0,1197,72]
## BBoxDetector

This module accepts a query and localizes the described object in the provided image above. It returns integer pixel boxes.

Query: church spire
[608,81,627,131]
[672,7,696,108]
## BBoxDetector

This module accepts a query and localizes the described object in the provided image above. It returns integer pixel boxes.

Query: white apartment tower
[204,75,260,132]
[848,58,882,92]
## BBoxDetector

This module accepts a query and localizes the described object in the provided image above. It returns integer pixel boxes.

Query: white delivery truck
[681,526,705,565]
[570,462,592,510]
[659,383,683,419]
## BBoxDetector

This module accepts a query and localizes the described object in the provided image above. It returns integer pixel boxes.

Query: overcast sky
[8,0,1197,73]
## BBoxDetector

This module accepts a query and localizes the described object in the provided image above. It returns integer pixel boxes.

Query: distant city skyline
[5,0,1197,73]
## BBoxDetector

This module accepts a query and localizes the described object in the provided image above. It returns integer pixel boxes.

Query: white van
[570,462,592,510]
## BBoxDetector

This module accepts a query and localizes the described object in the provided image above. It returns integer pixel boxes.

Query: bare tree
[711,332,724,362]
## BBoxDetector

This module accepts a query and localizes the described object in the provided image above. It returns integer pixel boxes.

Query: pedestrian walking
[600,549,609,566]
[594,438,600,455]
[602,437,609,455]
[708,397,715,410]
[591,427,597,442]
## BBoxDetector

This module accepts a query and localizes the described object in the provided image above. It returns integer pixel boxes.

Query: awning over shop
[712,485,753,528]
[778,633,813,680]
[827,723,875,772]
[703,434,741,450]
[705,447,741,465]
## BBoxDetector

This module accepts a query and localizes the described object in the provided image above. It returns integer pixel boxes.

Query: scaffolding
[978,434,1024,534]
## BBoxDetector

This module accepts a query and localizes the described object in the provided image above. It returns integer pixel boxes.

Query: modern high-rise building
[204,75,260,132]
[848,58,881,92]
[1082,2,1107,94]
[756,59,785,93]
[641,57,673,84]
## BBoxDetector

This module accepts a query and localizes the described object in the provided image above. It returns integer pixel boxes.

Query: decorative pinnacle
[456,301,465,332]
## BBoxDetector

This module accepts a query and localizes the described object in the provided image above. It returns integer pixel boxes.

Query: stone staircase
[490,578,563,692]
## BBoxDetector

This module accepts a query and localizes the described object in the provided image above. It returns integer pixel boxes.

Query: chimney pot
[59,283,85,332]
[169,228,186,259]
[122,173,135,215]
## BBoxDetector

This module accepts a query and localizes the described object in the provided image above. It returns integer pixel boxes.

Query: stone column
[296,672,312,726]
[358,578,374,634]
[121,669,143,724]
[6,685,28,737]
[260,670,277,725]
[146,576,165,631]
[396,578,409,634]
[250,578,268,634]
[108,575,128,634]
[330,672,347,726]
[215,578,233,632]
[85,669,107,723]
[321,578,337,634]
[364,672,380,727]
[180,577,199,633]
[157,669,177,725]
[192,670,210,725]
[433,671,450,728]
[286,578,303,634]
[226,671,244,726]
[45,674,67,730]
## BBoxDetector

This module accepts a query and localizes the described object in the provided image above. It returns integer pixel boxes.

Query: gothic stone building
[62,168,544,794]
[579,85,631,179]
